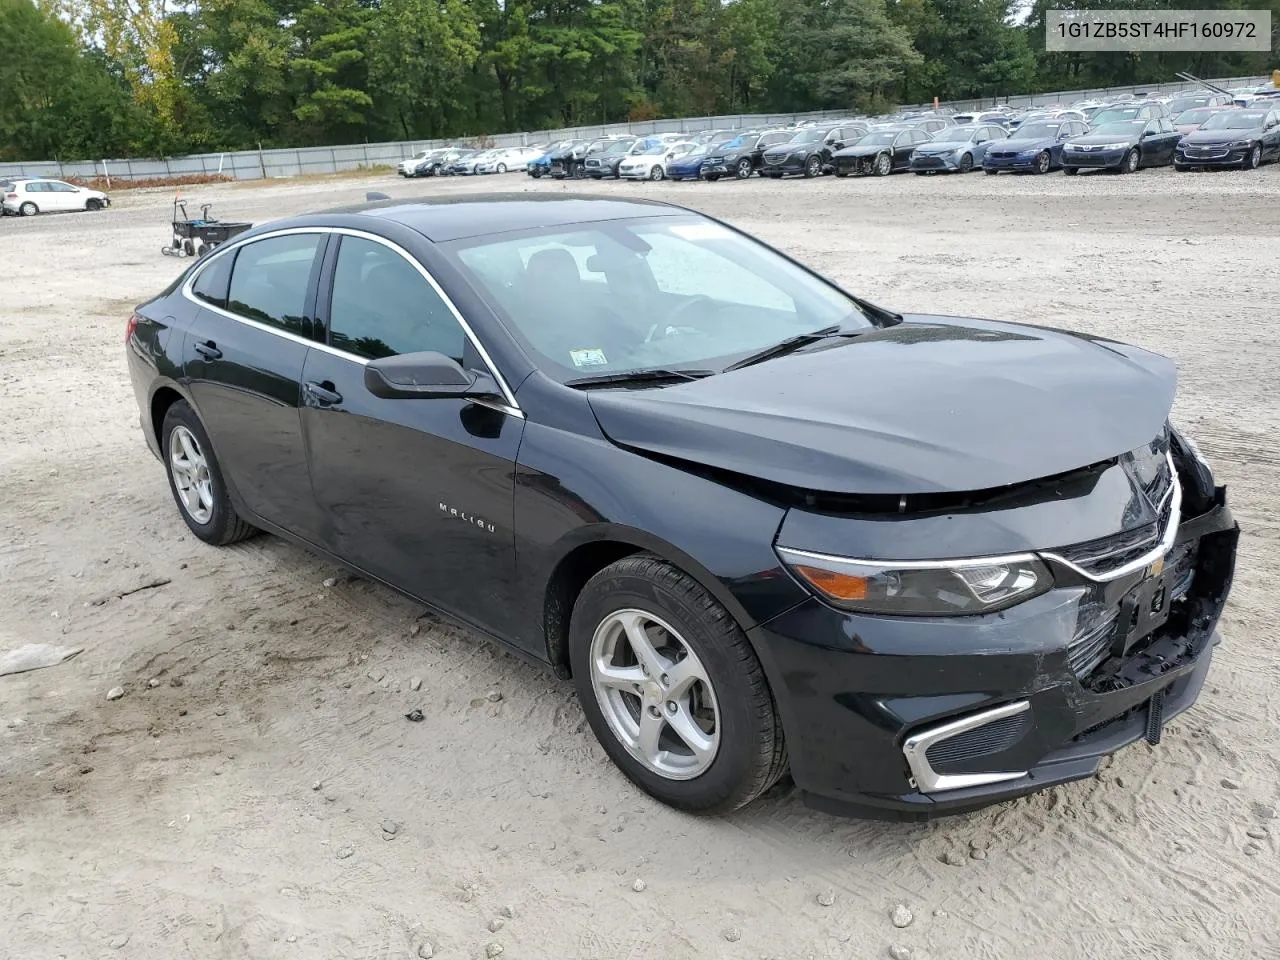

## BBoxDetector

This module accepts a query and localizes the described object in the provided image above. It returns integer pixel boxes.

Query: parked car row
[397,145,549,178]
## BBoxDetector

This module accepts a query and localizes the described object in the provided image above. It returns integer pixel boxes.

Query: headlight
[1227,140,1252,149]
[789,151,805,160]
[776,548,1052,616]
[1099,141,1131,150]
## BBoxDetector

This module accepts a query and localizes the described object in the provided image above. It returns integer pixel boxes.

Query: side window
[192,251,236,309]
[52,182,77,192]
[328,235,466,364]
[226,233,322,337]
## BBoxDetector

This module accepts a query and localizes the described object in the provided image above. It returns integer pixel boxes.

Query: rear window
[226,233,322,338]
[192,251,235,309]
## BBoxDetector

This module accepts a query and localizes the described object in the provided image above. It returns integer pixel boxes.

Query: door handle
[193,340,222,360]
[304,381,343,406]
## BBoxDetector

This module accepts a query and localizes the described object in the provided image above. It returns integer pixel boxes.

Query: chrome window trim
[901,700,1030,794]
[180,225,524,418]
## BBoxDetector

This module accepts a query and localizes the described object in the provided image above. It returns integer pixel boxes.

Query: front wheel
[958,153,973,173]
[572,164,587,180]
[1247,143,1262,169]
[86,198,103,211]
[1064,166,1079,176]
[161,401,257,545]
[873,152,892,177]
[1119,149,1139,174]
[649,165,665,181]
[803,155,822,178]
[496,163,507,174]
[530,168,543,179]
[1034,151,1051,174]
[984,168,998,176]
[735,158,753,179]
[570,555,787,814]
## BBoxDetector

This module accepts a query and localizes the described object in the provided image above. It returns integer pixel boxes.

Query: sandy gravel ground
[2,165,1278,960]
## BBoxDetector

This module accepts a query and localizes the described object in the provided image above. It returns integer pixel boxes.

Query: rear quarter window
[191,252,235,309]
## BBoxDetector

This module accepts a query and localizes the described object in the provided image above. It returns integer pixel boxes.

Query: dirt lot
[2,166,1278,960]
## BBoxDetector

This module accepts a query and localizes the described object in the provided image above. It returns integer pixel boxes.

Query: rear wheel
[19,201,38,216]
[161,401,256,546]
[958,153,974,173]
[803,155,822,178]
[570,554,787,814]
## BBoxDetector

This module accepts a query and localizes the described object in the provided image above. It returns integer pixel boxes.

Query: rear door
[300,231,526,639]
[182,231,327,541]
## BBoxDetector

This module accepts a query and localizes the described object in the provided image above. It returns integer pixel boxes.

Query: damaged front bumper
[749,481,1238,820]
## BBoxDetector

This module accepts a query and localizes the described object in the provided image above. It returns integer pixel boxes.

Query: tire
[1034,151,1051,174]
[735,158,753,179]
[1119,149,1139,174]
[803,155,821,178]
[1247,143,1261,169]
[86,198,102,211]
[984,168,998,175]
[19,201,38,216]
[872,152,892,177]
[530,168,543,179]
[958,153,973,173]
[496,163,507,174]
[649,165,664,181]
[835,168,848,178]
[1063,166,1079,176]
[572,164,587,180]
[160,401,256,546]
[570,554,787,814]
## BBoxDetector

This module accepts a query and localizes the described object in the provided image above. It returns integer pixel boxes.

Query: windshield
[790,128,828,144]
[1167,97,1209,114]
[1201,111,1265,129]
[601,140,633,155]
[1014,122,1063,139]
[1090,121,1145,137]
[1175,108,1215,124]
[450,217,870,382]
[1094,108,1140,123]
[857,132,899,146]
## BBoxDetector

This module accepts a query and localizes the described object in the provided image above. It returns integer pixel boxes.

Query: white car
[475,146,546,174]
[617,141,698,181]
[397,150,435,176]
[2,178,110,216]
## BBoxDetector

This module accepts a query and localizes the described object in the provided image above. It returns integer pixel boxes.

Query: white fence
[0,75,1268,184]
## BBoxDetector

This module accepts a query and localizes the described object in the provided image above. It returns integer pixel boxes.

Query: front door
[300,232,526,640]
[182,231,327,541]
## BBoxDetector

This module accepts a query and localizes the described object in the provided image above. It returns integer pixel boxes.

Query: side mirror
[831,141,844,150]
[364,351,500,401]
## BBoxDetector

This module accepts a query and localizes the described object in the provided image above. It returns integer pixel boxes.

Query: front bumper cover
[749,490,1237,820]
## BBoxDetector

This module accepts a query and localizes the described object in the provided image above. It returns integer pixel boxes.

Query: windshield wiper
[723,325,867,372]
[564,368,715,388]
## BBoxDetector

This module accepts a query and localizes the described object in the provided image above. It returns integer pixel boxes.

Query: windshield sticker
[570,348,608,368]
[669,223,733,241]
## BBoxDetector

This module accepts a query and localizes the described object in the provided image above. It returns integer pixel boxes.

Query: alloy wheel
[1036,151,1050,174]
[959,153,973,173]
[737,159,753,179]
[19,202,37,216]
[1124,149,1139,173]
[805,156,821,178]
[874,153,891,176]
[169,424,214,524]
[589,609,720,780]
[649,165,665,181]
[1248,144,1261,169]
[496,163,507,174]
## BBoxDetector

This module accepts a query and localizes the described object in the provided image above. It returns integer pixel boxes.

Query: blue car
[982,119,1090,174]
[909,123,1009,173]
[665,143,714,180]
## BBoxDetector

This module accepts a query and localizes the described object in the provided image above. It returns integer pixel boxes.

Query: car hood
[996,136,1057,151]
[1070,132,1140,146]
[1182,127,1263,145]
[914,140,971,153]
[586,315,1175,496]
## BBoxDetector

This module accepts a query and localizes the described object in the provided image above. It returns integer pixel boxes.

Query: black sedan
[700,129,808,180]
[127,195,1238,819]
[1175,108,1280,170]
[832,128,933,176]
[1062,119,1183,174]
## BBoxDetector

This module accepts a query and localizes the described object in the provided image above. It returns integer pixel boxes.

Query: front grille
[989,150,1017,159]
[913,156,945,168]
[585,159,600,167]
[763,152,785,164]
[1068,600,1119,677]
[925,712,1031,773]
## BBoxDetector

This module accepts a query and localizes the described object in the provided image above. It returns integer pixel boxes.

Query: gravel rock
[109,935,130,949]
[888,946,912,960]
[631,878,647,892]
[106,687,125,701]
[409,624,421,637]
[1245,843,1261,856]
[486,689,504,703]
[367,668,385,683]
[500,905,515,919]
[148,678,161,688]
[934,909,948,918]
[1246,826,1268,840]
[1221,778,1241,790]
[335,846,354,860]
[489,918,505,933]
[286,935,297,943]
[410,677,423,692]
[214,707,227,717]
[381,819,399,836]
[485,943,504,958]
[324,790,337,802]
[1252,802,1276,820]
[417,943,434,959]
[311,781,322,791]
[970,847,988,861]
[816,889,835,907]
[323,577,337,588]
[722,927,742,943]
[891,904,913,928]
[940,849,965,867]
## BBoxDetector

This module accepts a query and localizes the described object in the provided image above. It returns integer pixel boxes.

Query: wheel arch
[541,526,757,681]
[149,380,192,451]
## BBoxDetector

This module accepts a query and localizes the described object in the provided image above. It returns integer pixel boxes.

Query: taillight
[126,312,140,343]
[5,193,15,199]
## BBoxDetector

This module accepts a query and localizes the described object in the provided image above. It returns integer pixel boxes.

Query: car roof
[317,194,687,243]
